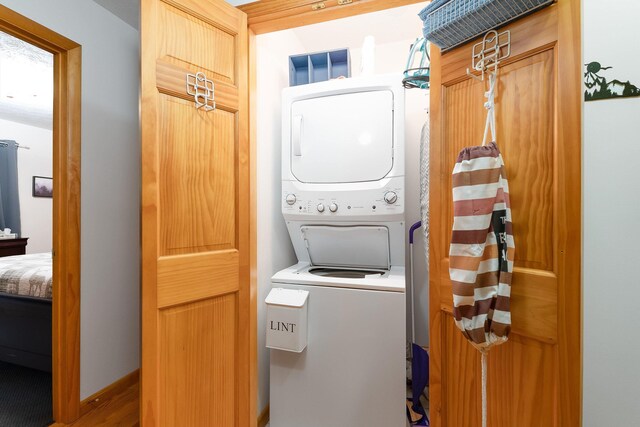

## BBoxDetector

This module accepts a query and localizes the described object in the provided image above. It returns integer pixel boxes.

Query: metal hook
[466,66,485,82]
[466,29,511,83]
[186,71,216,111]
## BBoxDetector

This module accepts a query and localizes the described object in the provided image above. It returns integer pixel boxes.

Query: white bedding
[0,252,53,299]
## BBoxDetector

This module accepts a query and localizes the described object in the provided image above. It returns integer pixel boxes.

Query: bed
[0,253,52,372]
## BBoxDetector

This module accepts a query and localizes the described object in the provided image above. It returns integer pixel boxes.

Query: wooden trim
[49,370,139,426]
[0,5,82,424]
[240,0,426,34]
[249,27,259,427]
[52,43,82,425]
[556,0,582,424]
[427,40,444,427]
[237,9,253,427]
[139,0,159,424]
[80,370,140,416]
[258,405,270,427]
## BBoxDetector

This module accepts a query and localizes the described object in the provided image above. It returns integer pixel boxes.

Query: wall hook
[186,72,215,111]
[466,30,511,82]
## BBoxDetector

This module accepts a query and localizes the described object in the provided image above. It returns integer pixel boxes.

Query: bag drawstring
[481,351,488,427]
[482,73,497,146]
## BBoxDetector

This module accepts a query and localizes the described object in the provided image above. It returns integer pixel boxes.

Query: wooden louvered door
[429,1,581,426]
[140,0,250,426]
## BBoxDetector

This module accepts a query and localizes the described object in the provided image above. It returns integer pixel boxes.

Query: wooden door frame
[240,0,428,34]
[0,5,82,424]
[242,0,426,425]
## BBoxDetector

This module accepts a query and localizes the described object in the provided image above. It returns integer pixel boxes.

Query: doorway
[0,30,54,427]
[0,5,81,425]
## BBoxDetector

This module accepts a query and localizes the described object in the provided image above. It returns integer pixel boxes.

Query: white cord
[482,73,497,146]
[481,351,488,427]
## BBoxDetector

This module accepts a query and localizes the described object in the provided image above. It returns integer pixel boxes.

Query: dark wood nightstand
[0,238,29,257]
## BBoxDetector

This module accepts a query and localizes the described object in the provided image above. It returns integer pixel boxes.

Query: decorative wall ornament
[585,61,640,101]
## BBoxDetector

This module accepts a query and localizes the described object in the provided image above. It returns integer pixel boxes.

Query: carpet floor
[0,361,53,427]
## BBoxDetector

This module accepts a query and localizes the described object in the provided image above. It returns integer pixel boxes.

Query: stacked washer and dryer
[269,75,406,427]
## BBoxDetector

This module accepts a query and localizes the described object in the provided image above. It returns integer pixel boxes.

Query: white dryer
[280,74,405,261]
[269,75,406,427]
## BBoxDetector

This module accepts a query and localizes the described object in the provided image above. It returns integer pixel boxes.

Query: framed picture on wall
[32,176,53,198]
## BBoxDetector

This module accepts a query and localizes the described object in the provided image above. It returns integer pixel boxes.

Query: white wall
[0,118,53,253]
[0,0,140,399]
[255,33,304,417]
[582,0,640,425]
[256,2,429,413]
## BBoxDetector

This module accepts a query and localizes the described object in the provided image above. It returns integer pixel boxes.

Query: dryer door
[290,90,394,183]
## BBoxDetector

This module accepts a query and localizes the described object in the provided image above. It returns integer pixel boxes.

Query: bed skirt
[0,293,52,372]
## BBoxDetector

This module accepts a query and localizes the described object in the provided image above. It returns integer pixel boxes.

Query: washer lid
[300,225,390,270]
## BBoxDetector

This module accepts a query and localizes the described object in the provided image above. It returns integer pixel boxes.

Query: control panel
[281,182,404,218]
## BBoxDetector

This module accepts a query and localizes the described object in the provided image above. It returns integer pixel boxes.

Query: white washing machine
[269,75,406,427]
[270,263,405,427]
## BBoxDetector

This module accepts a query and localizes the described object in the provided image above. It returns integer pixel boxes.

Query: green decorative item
[585,61,640,101]
[403,37,430,90]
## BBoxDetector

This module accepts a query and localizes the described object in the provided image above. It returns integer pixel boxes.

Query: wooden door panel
[498,52,555,271]
[157,250,240,308]
[443,50,555,271]
[159,96,237,255]
[441,316,482,427]
[486,334,557,427]
[439,7,558,82]
[158,0,236,83]
[439,268,557,342]
[430,2,581,426]
[142,0,249,426]
[439,48,558,344]
[441,316,557,427]
[159,295,237,426]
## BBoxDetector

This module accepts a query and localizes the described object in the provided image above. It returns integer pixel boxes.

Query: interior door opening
[0,30,55,426]
[0,5,82,425]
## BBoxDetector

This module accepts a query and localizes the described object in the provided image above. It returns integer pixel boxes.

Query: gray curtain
[0,140,21,236]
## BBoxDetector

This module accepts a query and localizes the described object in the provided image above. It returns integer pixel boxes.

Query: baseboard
[79,369,139,416]
[258,404,270,427]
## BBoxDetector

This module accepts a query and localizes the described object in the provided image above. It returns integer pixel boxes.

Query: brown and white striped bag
[449,141,514,352]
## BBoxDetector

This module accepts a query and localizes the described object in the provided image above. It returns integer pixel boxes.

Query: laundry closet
[252,3,430,426]
[139,0,582,426]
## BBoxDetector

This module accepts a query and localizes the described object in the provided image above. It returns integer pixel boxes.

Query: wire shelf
[419,0,553,51]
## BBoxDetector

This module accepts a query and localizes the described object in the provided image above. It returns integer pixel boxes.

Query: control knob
[317,203,325,213]
[384,191,398,204]
[285,194,296,205]
[329,203,338,213]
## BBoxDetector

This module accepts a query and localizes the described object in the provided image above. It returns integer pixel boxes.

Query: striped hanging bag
[448,72,515,427]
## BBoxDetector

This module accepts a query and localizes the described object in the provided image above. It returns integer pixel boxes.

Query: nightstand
[0,238,29,257]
